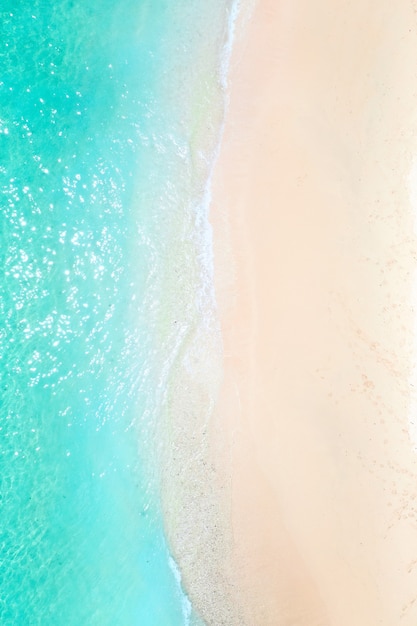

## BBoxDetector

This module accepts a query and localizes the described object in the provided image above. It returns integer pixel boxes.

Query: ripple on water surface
[0,0,236,624]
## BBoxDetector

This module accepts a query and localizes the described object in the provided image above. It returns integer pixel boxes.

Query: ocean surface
[0,2,237,624]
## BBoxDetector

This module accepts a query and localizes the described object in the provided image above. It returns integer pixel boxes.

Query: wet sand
[209,0,417,623]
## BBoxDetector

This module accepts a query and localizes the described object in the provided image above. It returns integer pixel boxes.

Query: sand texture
[208,0,417,624]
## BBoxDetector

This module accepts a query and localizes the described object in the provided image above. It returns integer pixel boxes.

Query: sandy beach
[209,0,417,623]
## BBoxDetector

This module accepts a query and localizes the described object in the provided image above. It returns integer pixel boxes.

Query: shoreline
[209,1,417,624]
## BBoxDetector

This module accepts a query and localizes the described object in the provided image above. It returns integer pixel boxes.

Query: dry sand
[209,0,417,624]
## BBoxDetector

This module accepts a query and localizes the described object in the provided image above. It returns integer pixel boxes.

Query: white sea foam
[219,0,241,90]
[192,0,248,322]
[168,553,193,625]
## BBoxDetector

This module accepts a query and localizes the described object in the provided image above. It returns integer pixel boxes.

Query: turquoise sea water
[0,2,236,624]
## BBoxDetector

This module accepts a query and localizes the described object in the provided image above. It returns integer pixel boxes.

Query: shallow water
[0,2,235,623]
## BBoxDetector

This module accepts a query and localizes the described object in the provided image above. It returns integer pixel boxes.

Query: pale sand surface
[209,1,417,624]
